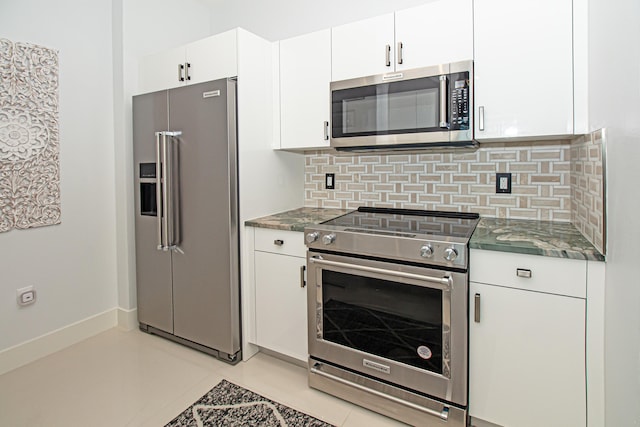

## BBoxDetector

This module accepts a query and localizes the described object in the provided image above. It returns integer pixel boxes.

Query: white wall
[113,0,211,311]
[206,0,437,40]
[0,0,118,350]
[588,0,640,425]
[0,0,212,354]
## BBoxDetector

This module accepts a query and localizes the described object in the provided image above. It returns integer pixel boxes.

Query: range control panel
[305,229,469,270]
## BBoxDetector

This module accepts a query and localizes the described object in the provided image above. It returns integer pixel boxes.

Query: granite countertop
[245,207,353,232]
[470,217,605,261]
[246,208,605,262]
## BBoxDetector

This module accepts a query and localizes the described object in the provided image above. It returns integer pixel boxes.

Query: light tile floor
[0,328,406,426]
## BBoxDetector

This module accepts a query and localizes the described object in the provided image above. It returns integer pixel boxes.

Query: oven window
[321,270,443,375]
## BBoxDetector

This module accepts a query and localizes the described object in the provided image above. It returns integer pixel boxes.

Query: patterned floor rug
[165,379,335,427]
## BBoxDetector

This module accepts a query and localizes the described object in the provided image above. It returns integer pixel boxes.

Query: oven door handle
[309,256,452,288]
[310,364,450,421]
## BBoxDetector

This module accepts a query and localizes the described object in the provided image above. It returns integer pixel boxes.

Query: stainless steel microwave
[330,60,474,151]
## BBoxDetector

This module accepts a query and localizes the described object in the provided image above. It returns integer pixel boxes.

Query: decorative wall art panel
[0,38,60,233]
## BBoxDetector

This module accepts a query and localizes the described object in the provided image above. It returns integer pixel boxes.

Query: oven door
[307,250,468,407]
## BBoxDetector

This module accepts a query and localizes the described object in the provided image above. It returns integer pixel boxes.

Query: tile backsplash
[304,141,572,221]
[570,130,606,254]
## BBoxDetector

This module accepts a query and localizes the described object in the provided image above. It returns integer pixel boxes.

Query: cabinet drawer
[470,249,586,298]
[254,228,306,257]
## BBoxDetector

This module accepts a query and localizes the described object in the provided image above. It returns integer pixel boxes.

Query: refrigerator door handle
[164,131,182,251]
[155,132,164,250]
[156,130,182,251]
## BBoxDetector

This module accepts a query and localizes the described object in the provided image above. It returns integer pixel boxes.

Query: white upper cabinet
[395,0,473,71]
[279,29,331,150]
[331,0,473,81]
[138,45,186,93]
[138,29,238,95]
[184,30,237,86]
[331,13,395,81]
[474,0,574,140]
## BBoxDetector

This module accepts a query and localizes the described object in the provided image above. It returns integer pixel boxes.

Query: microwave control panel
[449,71,470,131]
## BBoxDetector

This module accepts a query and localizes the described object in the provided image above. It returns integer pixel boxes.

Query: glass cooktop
[321,207,480,240]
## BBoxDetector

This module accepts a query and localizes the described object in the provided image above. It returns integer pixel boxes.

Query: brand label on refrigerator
[202,90,221,98]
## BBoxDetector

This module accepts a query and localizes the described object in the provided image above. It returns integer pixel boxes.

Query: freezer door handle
[160,132,170,250]
[155,132,164,250]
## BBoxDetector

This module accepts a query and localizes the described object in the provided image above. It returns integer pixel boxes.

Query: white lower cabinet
[253,229,307,362]
[469,250,587,427]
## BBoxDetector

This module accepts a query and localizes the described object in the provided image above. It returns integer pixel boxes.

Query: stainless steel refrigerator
[132,78,241,364]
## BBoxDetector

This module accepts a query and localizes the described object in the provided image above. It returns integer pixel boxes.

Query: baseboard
[117,307,138,331]
[0,308,118,376]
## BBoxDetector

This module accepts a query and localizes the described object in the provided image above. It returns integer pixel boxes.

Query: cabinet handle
[516,268,532,278]
[385,44,391,67]
[478,106,485,131]
[178,63,185,82]
[273,239,284,246]
[324,121,329,140]
[185,62,191,81]
[397,42,403,65]
[300,265,306,288]
[474,293,481,323]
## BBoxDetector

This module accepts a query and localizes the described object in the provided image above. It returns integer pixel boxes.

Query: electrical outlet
[496,173,512,194]
[17,286,36,306]
[325,173,335,190]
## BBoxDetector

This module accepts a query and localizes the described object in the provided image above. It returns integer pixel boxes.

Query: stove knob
[322,233,336,245]
[306,232,319,243]
[444,247,458,262]
[420,244,434,258]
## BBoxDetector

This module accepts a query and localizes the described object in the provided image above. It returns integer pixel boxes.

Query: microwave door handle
[439,75,448,128]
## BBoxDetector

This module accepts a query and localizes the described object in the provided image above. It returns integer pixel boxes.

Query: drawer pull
[516,268,532,278]
[273,239,284,246]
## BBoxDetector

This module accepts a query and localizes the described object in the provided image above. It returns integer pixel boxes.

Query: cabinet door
[331,13,395,81]
[474,0,574,140]
[138,45,186,94]
[280,29,331,150]
[469,282,586,427]
[185,29,238,85]
[255,251,308,362]
[395,0,473,71]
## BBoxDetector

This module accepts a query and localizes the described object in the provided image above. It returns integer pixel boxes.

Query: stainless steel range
[305,207,480,427]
